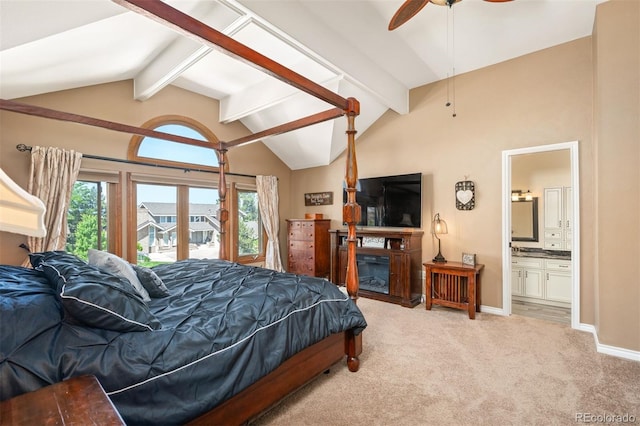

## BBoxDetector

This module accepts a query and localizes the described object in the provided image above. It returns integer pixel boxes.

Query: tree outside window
[66,181,107,260]
[237,190,262,257]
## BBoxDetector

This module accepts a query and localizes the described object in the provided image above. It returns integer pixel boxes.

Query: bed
[0,251,366,424]
[0,0,365,423]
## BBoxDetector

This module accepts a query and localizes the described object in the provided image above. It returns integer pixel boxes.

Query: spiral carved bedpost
[217,147,229,261]
[343,97,362,372]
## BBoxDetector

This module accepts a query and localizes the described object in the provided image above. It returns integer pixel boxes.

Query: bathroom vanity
[511,248,571,307]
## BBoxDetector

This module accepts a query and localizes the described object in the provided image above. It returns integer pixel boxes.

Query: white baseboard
[423,298,639,362]
[478,307,639,362]
[479,305,506,316]
[579,323,640,362]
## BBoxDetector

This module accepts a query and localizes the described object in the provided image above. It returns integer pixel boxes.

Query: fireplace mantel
[329,228,423,307]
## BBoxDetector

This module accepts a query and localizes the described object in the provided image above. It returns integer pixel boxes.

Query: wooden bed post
[217,147,229,261]
[343,97,360,301]
[343,97,362,372]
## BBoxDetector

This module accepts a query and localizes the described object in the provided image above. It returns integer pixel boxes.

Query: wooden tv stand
[329,228,423,307]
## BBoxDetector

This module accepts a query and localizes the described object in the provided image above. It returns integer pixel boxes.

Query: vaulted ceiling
[0,0,602,169]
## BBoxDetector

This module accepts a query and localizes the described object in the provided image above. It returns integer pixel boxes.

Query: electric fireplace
[356,254,390,294]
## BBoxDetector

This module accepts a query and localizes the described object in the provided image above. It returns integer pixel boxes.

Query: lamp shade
[431,213,448,235]
[0,168,47,237]
[431,213,448,262]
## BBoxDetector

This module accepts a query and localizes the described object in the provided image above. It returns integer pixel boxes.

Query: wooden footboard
[186,330,361,425]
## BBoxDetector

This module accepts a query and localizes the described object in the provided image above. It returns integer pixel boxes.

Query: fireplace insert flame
[356,254,390,294]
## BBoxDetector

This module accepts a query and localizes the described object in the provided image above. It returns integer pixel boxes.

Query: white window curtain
[256,175,284,272]
[23,146,82,265]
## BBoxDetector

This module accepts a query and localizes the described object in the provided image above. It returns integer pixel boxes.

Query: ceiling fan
[388,0,513,31]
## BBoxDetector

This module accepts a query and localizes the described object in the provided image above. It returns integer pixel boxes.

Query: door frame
[501,141,580,329]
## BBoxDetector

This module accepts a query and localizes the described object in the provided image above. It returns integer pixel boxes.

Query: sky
[136,124,219,204]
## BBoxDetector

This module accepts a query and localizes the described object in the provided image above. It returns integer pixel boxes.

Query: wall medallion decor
[455,180,475,210]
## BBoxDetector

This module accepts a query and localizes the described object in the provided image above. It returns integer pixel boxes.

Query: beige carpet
[253,297,639,426]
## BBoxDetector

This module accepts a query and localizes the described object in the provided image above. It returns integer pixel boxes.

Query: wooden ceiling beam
[113,0,354,114]
[224,107,345,148]
[0,99,220,150]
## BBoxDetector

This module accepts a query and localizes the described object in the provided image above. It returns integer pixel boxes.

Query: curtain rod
[15,144,256,179]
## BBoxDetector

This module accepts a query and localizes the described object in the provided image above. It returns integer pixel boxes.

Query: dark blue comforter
[0,258,366,425]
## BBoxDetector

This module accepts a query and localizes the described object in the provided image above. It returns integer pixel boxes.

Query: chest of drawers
[286,219,330,278]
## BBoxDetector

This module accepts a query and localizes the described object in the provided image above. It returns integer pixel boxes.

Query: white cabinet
[511,257,544,300]
[544,187,572,250]
[544,187,563,230]
[564,187,572,249]
[545,259,572,303]
[523,268,544,299]
[511,268,524,296]
[512,256,571,307]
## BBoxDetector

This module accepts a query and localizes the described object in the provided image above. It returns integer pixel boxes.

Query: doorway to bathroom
[501,141,580,329]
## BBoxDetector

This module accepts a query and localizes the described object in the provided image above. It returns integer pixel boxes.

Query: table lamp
[431,212,448,262]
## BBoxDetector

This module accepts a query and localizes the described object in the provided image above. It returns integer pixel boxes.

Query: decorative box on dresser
[286,219,331,278]
[329,228,423,307]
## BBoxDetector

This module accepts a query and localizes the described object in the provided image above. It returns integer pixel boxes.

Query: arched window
[126,115,264,266]
[128,116,222,171]
[128,116,223,264]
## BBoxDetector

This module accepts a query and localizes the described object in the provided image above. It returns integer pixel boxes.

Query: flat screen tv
[343,172,422,228]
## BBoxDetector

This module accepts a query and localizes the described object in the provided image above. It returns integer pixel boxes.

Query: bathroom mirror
[512,198,539,242]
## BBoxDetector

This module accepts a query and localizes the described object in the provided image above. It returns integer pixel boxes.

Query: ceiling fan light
[431,0,460,6]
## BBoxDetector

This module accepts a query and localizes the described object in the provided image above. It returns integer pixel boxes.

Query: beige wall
[289,0,639,352]
[290,36,594,320]
[593,0,640,351]
[0,81,292,265]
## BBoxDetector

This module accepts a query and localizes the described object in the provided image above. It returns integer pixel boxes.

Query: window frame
[126,116,264,265]
[68,171,123,259]
[229,182,266,264]
[128,115,225,173]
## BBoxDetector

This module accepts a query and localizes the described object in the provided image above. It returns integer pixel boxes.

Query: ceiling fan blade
[388,0,430,31]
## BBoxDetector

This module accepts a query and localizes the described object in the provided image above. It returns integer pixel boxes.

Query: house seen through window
[136,185,220,265]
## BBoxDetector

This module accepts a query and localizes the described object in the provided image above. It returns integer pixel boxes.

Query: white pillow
[88,249,151,302]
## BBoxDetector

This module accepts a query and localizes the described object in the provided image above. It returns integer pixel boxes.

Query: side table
[424,261,485,319]
[0,375,124,425]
